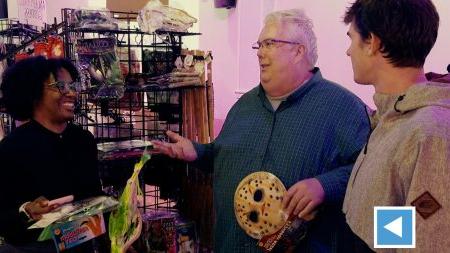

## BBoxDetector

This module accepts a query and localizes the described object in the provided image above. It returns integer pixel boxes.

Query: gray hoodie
[343,82,450,252]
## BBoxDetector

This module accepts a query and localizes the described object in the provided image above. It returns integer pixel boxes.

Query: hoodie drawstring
[363,106,372,154]
[394,95,406,113]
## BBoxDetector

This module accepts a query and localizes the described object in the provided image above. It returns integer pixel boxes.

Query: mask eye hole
[253,189,263,202]
[249,210,259,223]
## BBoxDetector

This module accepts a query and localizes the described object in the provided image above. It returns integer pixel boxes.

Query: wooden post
[206,51,215,140]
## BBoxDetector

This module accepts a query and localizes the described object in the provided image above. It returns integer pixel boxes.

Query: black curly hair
[0,56,79,121]
[344,0,439,68]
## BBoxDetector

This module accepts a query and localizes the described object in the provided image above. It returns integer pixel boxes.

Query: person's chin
[260,73,270,83]
[354,79,371,85]
[62,112,75,121]
[353,75,368,85]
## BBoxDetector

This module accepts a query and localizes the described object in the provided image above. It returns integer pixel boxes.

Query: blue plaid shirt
[194,68,369,252]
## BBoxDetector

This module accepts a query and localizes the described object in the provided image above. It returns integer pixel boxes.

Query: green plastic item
[109,150,151,253]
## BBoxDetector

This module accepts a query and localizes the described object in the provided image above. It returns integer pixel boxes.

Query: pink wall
[7,0,93,24]
[199,0,450,135]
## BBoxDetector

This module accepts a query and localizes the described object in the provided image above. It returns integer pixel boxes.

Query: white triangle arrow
[384,216,403,238]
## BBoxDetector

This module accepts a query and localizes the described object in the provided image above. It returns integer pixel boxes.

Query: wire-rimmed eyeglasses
[252,39,301,50]
[47,81,83,94]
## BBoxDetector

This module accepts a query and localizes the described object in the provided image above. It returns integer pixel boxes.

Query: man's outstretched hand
[151,130,198,162]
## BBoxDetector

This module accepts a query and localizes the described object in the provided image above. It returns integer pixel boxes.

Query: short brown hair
[344,0,439,68]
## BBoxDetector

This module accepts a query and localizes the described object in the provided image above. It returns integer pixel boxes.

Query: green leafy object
[37,225,53,241]
[108,151,151,253]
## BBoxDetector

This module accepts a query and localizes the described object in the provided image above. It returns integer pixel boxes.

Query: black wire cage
[60,8,201,212]
[60,8,200,143]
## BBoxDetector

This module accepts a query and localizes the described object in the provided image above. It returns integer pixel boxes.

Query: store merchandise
[0,117,4,141]
[235,171,311,252]
[137,0,197,33]
[76,37,125,99]
[29,196,118,242]
[142,50,175,76]
[97,139,153,160]
[0,41,6,83]
[30,36,65,59]
[93,122,142,141]
[258,215,308,252]
[145,71,202,88]
[133,211,177,253]
[109,151,151,253]
[30,196,118,230]
[234,171,287,239]
[33,41,50,58]
[39,196,119,251]
[175,218,198,253]
[70,9,119,30]
[52,212,106,252]
[47,195,74,207]
[47,35,64,58]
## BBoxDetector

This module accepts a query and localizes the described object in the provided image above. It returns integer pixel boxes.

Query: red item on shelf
[33,41,50,58]
[15,52,30,61]
[48,35,64,58]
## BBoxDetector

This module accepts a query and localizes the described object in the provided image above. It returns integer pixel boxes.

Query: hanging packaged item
[132,211,177,253]
[48,35,64,58]
[175,217,198,253]
[0,41,7,83]
[76,38,125,99]
[142,50,175,77]
[0,116,5,141]
[33,41,50,58]
[15,52,30,61]
[137,0,197,33]
[70,9,119,30]
[109,152,151,253]
[29,36,64,59]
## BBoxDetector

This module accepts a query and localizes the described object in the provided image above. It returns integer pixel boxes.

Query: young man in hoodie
[342,0,450,252]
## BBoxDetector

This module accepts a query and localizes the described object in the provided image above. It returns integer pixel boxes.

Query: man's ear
[294,44,306,64]
[365,32,381,56]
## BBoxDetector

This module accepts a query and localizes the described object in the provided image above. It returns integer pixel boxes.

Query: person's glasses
[252,39,301,50]
[47,81,82,94]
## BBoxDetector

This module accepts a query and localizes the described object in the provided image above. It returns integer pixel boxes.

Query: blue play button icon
[374,206,416,248]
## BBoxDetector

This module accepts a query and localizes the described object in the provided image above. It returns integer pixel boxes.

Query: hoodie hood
[371,82,450,127]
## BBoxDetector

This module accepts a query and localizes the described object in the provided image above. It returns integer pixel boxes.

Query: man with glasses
[0,56,103,252]
[153,9,369,252]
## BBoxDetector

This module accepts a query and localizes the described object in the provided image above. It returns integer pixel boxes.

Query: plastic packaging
[109,151,151,253]
[70,9,119,30]
[137,0,197,33]
[76,37,124,99]
[47,35,64,58]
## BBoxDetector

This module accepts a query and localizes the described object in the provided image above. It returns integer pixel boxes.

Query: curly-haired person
[0,56,103,253]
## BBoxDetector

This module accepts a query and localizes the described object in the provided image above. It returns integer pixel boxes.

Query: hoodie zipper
[351,94,404,187]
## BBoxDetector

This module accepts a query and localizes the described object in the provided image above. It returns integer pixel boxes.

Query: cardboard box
[52,213,106,252]
[106,0,169,13]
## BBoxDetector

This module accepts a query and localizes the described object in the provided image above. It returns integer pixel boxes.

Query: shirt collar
[257,67,323,108]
